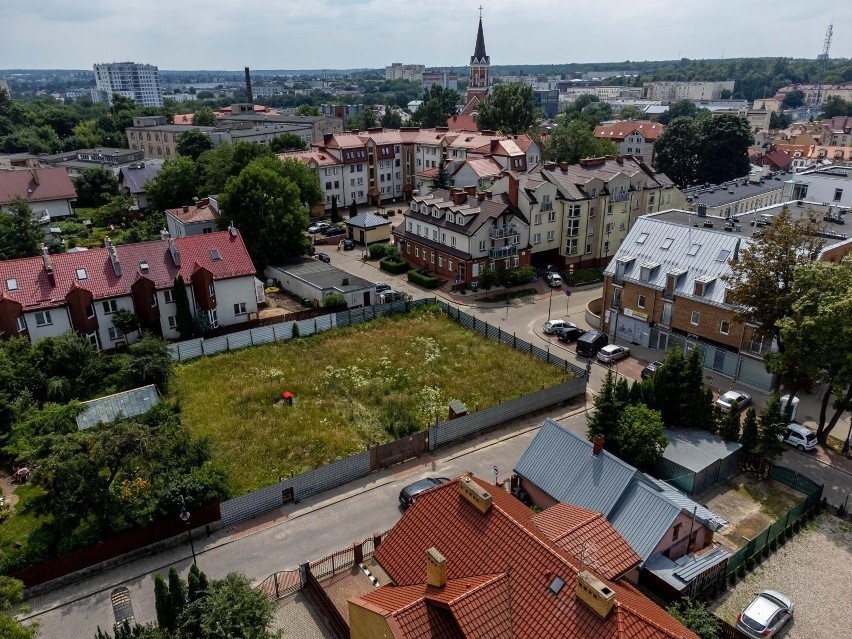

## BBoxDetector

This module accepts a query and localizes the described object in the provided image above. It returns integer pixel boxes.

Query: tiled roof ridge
[614,593,696,639]
[428,572,507,606]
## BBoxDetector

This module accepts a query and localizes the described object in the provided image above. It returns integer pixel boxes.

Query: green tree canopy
[0,197,43,260]
[73,167,119,208]
[654,117,701,186]
[587,370,622,454]
[757,393,787,460]
[696,114,753,184]
[268,132,307,152]
[294,104,320,116]
[146,157,199,211]
[820,96,852,118]
[411,85,459,128]
[617,404,667,470]
[381,108,403,129]
[666,598,720,639]
[475,83,539,134]
[0,576,37,639]
[176,128,213,160]
[192,105,217,127]
[781,90,805,109]
[658,99,700,125]
[547,118,617,164]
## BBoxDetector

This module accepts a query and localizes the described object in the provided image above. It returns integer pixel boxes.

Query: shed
[655,428,742,496]
[265,258,376,309]
[76,385,159,430]
[345,211,392,245]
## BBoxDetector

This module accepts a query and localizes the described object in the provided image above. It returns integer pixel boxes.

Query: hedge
[380,258,410,274]
[408,269,441,289]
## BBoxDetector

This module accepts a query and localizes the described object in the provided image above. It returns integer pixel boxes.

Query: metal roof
[682,176,786,207]
[642,475,728,532]
[345,212,391,229]
[76,385,159,430]
[514,419,638,516]
[609,480,681,562]
[661,428,742,473]
[644,546,731,591]
[269,257,375,294]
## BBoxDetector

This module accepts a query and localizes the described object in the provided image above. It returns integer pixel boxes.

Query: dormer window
[636,232,649,244]
[6,278,18,291]
[76,268,88,281]
[694,275,715,297]
[639,261,660,282]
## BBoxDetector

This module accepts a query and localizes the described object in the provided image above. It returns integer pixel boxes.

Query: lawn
[173,307,569,493]
[0,484,44,559]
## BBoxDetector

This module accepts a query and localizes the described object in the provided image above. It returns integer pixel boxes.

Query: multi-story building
[421,71,458,91]
[39,147,145,177]
[593,121,665,164]
[642,81,735,102]
[125,116,213,160]
[778,144,852,171]
[384,63,425,83]
[394,185,531,288]
[782,166,852,208]
[0,228,261,349]
[820,116,852,146]
[93,62,163,107]
[321,103,365,127]
[682,174,787,218]
[0,79,8,95]
[775,83,852,106]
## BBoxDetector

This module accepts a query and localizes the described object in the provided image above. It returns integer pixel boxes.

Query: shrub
[324,292,346,308]
[408,269,441,289]
[368,243,390,260]
[291,322,300,338]
[380,257,409,274]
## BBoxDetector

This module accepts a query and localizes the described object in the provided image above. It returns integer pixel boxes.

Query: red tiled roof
[760,148,792,168]
[451,157,504,179]
[366,475,698,639]
[0,231,254,312]
[172,113,195,125]
[594,121,665,142]
[0,167,76,206]
[446,114,479,132]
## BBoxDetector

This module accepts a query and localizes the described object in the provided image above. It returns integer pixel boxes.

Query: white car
[307,222,331,233]
[596,344,630,363]
[736,590,793,638]
[546,273,563,287]
[715,390,752,414]
[778,422,818,451]
[543,319,574,334]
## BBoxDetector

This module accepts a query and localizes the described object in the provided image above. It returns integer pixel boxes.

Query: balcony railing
[489,226,519,240]
[743,339,773,357]
[610,191,630,203]
[489,245,518,259]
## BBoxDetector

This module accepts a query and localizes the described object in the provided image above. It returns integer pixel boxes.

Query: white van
[546,273,563,287]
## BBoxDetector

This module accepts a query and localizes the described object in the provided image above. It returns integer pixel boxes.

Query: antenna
[815,22,833,106]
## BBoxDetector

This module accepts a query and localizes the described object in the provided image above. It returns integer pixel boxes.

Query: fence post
[498,326,501,341]
[226,335,231,352]
[250,330,254,346]
[353,540,363,565]
[274,572,280,598]
[176,343,181,361]
[473,316,476,331]
[513,333,516,349]
[200,339,206,356]
[530,341,533,355]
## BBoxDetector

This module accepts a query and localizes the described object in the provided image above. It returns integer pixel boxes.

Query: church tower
[463,13,490,114]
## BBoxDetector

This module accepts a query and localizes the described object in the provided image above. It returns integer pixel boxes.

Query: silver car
[715,390,752,414]
[596,344,630,364]
[736,590,793,638]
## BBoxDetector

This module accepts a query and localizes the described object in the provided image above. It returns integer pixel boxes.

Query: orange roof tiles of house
[358,475,697,639]
[166,199,219,224]
[172,113,195,125]
[0,167,77,206]
[446,114,479,132]
[0,231,254,312]
[453,157,504,178]
[594,121,665,142]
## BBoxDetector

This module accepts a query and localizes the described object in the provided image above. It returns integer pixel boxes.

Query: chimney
[196,197,209,209]
[559,162,569,170]
[104,237,121,277]
[183,205,190,213]
[228,221,238,237]
[576,571,616,619]
[30,169,40,185]
[160,229,171,241]
[426,548,447,588]
[593,435,604,457]
[464,185,476,196]
[40,243,53,279]
[168,237,181,267]
[458,476,492,514]
[477,191,486,202]
[244,66,253,104]
[450,188,468,205]
[507,173,519,207]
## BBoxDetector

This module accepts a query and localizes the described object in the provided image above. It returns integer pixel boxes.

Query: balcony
[743,339,773,357]
[610,191,630,203]
[489,225,519,240]
[489,245,518,259]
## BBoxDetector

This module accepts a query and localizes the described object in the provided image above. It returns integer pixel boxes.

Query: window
[102,299,118,314]
[76,268,87,281]
[603,240,609,253]
[35,311,52,326]
[534,214,542,225]
[415,247,420,258]
[834,188,843,202]
[208,283,215,297]
[533,233,542,244]
[430,252,435,264]
[6,278,18,291]
[451,236,456,247]
[548,211,556,223]
[568,204,581,217]
[661,237,674,250]
[687,243,701,256]
[547,230,555,242]
[690,310,700,326]
[566,238,578,254]
[478,240,486,251]
[208,309,219,329]
[672,523,683,541]
[720,320,730,335]
[234,302,247,315]
[108,326,124,340]
[636,232,649,244]
[588,207,595,218]
[15,316,26,332]
[637,294,646,309]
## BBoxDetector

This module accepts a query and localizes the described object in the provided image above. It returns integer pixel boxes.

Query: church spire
[472,16,488,63]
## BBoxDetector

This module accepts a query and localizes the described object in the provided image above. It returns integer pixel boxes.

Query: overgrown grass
[173,307,569,493]
[0,485,44,554]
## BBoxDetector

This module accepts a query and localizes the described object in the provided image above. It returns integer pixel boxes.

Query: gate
[371,433,430,471]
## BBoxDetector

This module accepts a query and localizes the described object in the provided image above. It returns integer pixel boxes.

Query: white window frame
[720,320,730,335]
[35,310,52,326]
[108,326,124,340]
[164,289,175,304]
[168,316,178,329]
[690,310,700,326]
[234,302,247,316]
[637,294,646,309]
[102,299,118,314]
[15,316,26,332]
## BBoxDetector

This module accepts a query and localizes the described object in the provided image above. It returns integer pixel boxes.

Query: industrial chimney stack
[244,66,253,104]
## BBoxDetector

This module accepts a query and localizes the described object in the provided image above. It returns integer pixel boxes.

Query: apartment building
[778,144,852,171]
[593,121,665,164]
[93,62,163,107]
[820,116,852,146]
[125,116,213,160]
[782,167,852,209]
[775,83,852,106]
[421,71,458,91]
[682,175,787,218]
[0,229,260,348]
[642,81,735,102]
[384,63,425,83]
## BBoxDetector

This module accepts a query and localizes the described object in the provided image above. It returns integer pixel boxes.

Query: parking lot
[711,514,852,638]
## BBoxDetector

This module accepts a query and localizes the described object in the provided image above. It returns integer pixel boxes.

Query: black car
[641,360,664,380]
[556,326,586,343]
[374,282,391,293]
[343,239,355,250]
[316,252,331,263]
[323,226,345,237]
[398,477,450,508]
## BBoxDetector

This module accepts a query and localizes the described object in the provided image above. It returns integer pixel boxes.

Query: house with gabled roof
[513,420,730,600]
[348,473,699,639]
[0,166,77,221]
[593,120,665,164]
[0,227,260,348]
[118,159,164,210]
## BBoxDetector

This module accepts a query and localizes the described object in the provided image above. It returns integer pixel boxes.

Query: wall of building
[349,602,393,639]
[95,294,136,350]
[783,174,852,208]
[23,306,73,341]
[518,477,559,510]
[212,276,259,326]
[648,512,710,562]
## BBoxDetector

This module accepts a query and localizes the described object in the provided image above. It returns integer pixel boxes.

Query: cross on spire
[479,5,483,18]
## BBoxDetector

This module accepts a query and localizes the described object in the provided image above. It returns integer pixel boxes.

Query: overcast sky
[1,0,849,71]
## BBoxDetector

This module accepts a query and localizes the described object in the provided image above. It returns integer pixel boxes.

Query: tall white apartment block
[93,62,163,107]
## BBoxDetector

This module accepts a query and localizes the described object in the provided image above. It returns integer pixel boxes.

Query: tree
[74,167,119,208]
[294,104,320,117]
[666,598,720,639]
[769,110,793,130]
[682,349,716,431]
[381,108,402,129]
[219,158,310,271]
[0,197,43,260]
[180,573,276,639]
[176,128,213,160]
[587,370,621,454]
[167,567,188,627]
[758,393,787,461]
[548,118,617,164]
[146,157,199,211]
[122,334,173,392]
[619,105,644,120]
[475,83,538,134]
[723,207,823,389]
[268,132,307,152]
[740,408,759,454]
[696,114,752,184]
[330,195,340,223]
[273,156,324,207]
[411,85,459,128]
[780,90,805,110]
[154,573,172,631]
[349,198,357,218]
[111,309,141,337]
[433,159,450,190]
[718,409,741,442]
[654,117,701,186]
[649,347,689,427]
[617,404,667,470]
[92,194,136,227]
[0,576,38,639]
[188,563,209,603]
[820,96,852,119]
[658,99,699,125]
[173,275,194,339]
[192,105,217,127]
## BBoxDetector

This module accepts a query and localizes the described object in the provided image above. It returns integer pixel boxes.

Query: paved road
[21,254,851,636]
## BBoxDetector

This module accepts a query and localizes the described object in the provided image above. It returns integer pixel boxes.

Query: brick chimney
[559,161,569,170]
[507,173,519,207]
[458,476,492,514]
[592,435,604,456]
[576,571,615,619]
[196,197,209,209]
[450,188,468,205]
[40,244,54,284]
[168,236,181,267]
[160,229,171,241]
[463,185,476,196]
[426,547,447,588]
[104,237,121,277]
[228,221,238,237]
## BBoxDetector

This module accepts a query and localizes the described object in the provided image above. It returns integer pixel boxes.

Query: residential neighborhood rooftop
[682,173,789,207]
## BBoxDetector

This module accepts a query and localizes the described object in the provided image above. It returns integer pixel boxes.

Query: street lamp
[179,496,197,566]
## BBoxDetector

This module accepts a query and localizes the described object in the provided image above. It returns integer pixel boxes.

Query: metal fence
[725,465,823,576]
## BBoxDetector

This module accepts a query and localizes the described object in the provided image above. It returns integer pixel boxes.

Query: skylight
[636,232,649,244]
[548,576,565,596]
[715,249,731,262]
[6,278,18,291]
[210,249,221,262]
[687,243,701,256]
[661,237,674,250]
[76,268,88,280]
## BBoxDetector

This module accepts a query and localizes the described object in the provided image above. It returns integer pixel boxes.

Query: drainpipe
[687,505,698,553]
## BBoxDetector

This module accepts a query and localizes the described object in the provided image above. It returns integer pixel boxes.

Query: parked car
[323,226,345,237]
[379,290,402,303]
[597,344,630,364]
[641,360,664,380]
[398,477,450,508]
[546,272,563,287]
[543,319,574,334]
[315,252,331,263]
[715,390,752,414]
[778,422,818,451]
[575,330,608,358]
[343,239,355,250]
[736,590,793,639]
[374,282,391,293]
[308,222,330,233]
[556,326,586,343]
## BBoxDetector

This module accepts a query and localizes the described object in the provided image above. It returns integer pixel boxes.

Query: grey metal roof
[76,385,159,430]
[346,212,391,229]
[641,475,728,532]
[604,217,742,306]
[644,546,731,591]
[682,175,788,207]
[514,419,637,516]
[118,160,165,194]
[609,480,681,562]
[269,258,375,294]
[661,428,742,473]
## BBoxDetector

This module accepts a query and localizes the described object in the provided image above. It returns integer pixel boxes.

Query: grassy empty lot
[174,307,568,494]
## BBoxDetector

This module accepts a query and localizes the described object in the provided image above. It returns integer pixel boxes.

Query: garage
[265,258,376,309]
[655,428,742,496]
